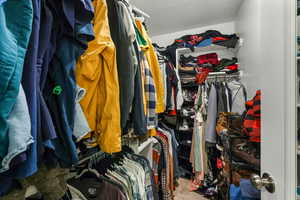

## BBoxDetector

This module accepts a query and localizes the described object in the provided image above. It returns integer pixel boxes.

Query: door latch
[250,172,275,193]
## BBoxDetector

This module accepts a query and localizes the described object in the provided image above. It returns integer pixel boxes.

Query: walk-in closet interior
[0,0,297,199]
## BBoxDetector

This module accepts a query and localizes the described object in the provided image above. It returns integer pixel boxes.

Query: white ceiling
[130,0,243,36]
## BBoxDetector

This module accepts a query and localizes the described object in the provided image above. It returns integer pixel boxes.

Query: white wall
[236,0,262,96]
[151,21,236,47]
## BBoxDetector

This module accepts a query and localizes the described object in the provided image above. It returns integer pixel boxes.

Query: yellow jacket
[135,20,166,113]
[76,0,121,153]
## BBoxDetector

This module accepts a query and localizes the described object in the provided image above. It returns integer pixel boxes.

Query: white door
[237,0,297,199]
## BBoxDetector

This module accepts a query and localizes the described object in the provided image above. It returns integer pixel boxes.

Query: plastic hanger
[75,168,100,179]
[135,16,145,22]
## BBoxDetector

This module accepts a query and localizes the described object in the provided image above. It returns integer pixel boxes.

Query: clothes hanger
[93,156,112,175]
[84,153,108,177]
[75,168,101,179]
[135,16,145,23]
[122,145,134,154]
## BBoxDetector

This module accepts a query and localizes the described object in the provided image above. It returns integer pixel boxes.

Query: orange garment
[135,20,165,113]
[148,129,157,137]
[76,0,121,153]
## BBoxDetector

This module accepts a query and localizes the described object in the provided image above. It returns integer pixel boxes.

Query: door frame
[283,0,297,199]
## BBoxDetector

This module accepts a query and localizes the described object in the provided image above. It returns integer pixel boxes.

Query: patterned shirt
[141,53,157,129]
[152,138,162,185]
[155,136,171,200]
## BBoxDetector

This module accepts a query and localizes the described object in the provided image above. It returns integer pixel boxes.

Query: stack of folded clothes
[180,54,239,74]
[166,30,239,65]
[179,53,239,86]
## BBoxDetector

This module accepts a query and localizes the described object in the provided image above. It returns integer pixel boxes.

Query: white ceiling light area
[130,0,244,36]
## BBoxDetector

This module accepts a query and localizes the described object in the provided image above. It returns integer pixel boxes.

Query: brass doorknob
[250,173,275,193]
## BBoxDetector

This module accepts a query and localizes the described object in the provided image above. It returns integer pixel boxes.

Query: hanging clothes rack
[121,0,150,18]
[132,6,150,18]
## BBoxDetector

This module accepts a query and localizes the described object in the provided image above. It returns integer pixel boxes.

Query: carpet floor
[174,178,208,200]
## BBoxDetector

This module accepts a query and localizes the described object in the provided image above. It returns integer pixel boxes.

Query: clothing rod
[207,72,226,75]
[206,75,240,79]
[180,73,240,80]
[132,6,150,18]
[206,71,240,77]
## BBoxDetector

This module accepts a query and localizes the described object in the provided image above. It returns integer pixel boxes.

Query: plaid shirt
[141,53,157,129]
[155,136,171,200]
[128,154,155,200]
[157,131,175,199]
[243,90,261,142]
[152,138,162,185]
